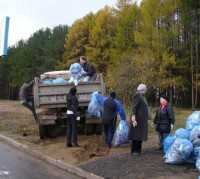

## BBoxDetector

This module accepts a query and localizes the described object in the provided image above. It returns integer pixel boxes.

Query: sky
[0,0,141,47]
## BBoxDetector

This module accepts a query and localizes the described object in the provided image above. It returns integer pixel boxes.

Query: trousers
[66,114,78,145]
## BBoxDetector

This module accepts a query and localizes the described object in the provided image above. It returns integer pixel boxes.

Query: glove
[132,120,137,127]
[131,115,137,127]
[171,124,174,130]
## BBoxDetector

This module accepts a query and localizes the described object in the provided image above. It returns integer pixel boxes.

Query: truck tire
[39,125,48,139]
[85,124,95,135]
[47,125,66,138]
[95,124,102,135]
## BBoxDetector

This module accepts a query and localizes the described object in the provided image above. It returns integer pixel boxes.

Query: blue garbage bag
[196,157,200,172]
[115,100,126,121]
[194,147,200,158]
[175,128,190,140]
[42,79,53,85]
[163,135,176,154]
[87,92,126,121]
[69,63,83,74]
[186,151,196,164]
[190,125,200,148]
[95,92,107,106]
[68,63,85,85]
[52,77,68,84]
[164,138,193,164]
[87,92,105,118]
[186,111,200,130]
[112,120,129,146]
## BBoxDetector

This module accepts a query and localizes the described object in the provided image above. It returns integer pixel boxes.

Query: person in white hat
[129,83,149,156]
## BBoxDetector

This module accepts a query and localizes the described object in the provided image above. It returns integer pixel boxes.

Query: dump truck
[33,71,105,138]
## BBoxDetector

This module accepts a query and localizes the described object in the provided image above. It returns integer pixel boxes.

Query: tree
[0,25,68,99]
[62,13,94,68]
[86,7,117,73]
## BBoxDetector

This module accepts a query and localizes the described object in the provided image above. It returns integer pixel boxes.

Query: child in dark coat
[154,95,175,151]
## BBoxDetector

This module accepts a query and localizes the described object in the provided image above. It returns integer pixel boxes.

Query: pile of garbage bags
[42,77,68,85]
[88,91,129,146]
[163,111,200,172]
[164,138,193,164]
[42,63,89,85]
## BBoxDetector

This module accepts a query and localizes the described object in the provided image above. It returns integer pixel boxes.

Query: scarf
[160,98,168,110]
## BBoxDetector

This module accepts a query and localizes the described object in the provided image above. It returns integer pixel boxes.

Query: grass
[0,100,195,137]
[125,106,193,134]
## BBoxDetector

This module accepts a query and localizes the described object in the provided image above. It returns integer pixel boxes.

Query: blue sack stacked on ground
[186,111,200,131]
[163,111,200,171]
[164,138,193,164]
[194,147,200,157]
[190,125,200,148]
[175,128,190,140]
[163,128,190,155]
[112,120,129,146]
[196,157,200,172]
[163,135,176,154]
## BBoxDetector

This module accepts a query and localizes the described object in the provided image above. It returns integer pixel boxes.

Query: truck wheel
[95,124,102,135]
[39,125,48,139]
[85,124,91,135]
[85,124,96,135]
[47,125,66,138]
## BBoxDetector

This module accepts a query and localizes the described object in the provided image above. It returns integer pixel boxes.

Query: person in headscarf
[154,94,175,151]
[129,84,149,156]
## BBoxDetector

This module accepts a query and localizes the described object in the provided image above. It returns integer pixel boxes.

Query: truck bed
[34,74,105,109]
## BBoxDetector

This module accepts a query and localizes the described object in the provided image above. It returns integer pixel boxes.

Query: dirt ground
[0,100,199,178]
[0,100,125,165]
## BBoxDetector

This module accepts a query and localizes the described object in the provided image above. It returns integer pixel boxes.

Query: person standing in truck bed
[79,56,97,81]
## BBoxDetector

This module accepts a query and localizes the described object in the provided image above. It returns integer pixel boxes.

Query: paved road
[0,141,82,179]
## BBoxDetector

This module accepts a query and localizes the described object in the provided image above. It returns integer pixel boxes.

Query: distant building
[0,16,10,56]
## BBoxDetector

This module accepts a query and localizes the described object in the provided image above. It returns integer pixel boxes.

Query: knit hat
[137,84,147,94]
[69,86,77,95]
[160,94,169,102]
[110,91,116,99]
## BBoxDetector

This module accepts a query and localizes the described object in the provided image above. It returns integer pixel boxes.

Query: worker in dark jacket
[102,92,118,148]
[154,95,175,151]
[79,56,96,81]
[66,87,79,147]
[129,84,149,155]
[19,80,38,122]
